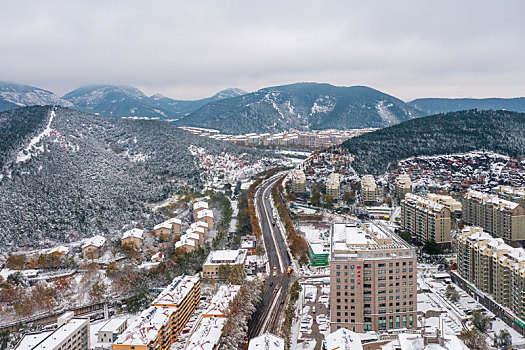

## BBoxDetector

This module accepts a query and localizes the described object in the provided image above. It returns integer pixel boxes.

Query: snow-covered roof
[248,332,285,350]
[16,318,89,350]
[151,252,164,261]
[153,222,172,231]
[324,328,362,350]
[99,317,127,333]
[82,235,106,249]
[194,201,209,210]
[47,245,69,255]
[152,274,200,307]
[165,217,182,225]
[115,306,173,346]
[122,228,144,240]
[197,209,214,219]
[186,317,226,350]
[203,285,240,317]
[204,249,247,265]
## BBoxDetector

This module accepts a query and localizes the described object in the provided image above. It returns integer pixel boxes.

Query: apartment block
[360,175,377,204]
[202,249,248,278]
[456,227,525,321]
[401,193,453,244]
[494,186,525,207]
[394,175,412,200]
[426,193,462,215]
[16,314,89,350]
[291,169,306,193]
[329,223,417,332]
[113,275,200,350]
[326,173,341,199]
[462,189,525,242]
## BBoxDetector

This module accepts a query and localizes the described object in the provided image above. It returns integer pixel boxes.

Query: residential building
[494,185,525,207]
[401,193,452,244]
[248,333,285,350]
[193,201,209,221]
[16,315,89,350]
[394,175,412,200]
[175,236,196,253]
[323,328,362,350]
[381,333,469,350]
[291,169,306,193]
[330,223,417,332]
[462,189,525,242]
[82,235,106,260]
[121,228,144,249]
[94,318,128,349]
[456,227,525,332]
[361,175,377,204]
[165,218,182,234]
[426,193,462,215]
[241,235,257,255]
[152,222,173,240]
[113,275,200,350]
[202,249,248,278]
[197,209,215,230]
[326,173,341,199]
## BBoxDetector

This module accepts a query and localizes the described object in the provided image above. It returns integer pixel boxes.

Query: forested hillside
[342,110,525,174]
[0,106,268,250]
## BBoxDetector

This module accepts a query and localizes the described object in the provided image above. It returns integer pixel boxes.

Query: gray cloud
[0,0,523,100]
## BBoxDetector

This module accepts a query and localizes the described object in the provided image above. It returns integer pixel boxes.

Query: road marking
[260,177,285,273]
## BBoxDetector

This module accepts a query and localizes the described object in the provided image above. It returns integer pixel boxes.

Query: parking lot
[295,279,330,349]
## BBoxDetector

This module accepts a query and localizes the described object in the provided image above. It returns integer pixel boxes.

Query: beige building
[16,313,90,350]
[121,228,144,249]
[82,235,106,260]
[394,175,412,200]
[330,223,417,332]
[494,186,525,207]
[175,236,196,253]
[193,201,209,221]
[462,189,525,242]
[401,193,453,244]
[457,227,525,321]
[151,222,173,240]
[361,175,377,204]
[326,173,341,199]
[291,169,306,193]
[197,209,214,230]
[202,249,247,278]
[427,193,462,214]
[165,218,182,234]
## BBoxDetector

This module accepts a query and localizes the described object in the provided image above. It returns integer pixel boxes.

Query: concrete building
[175,235,196,253]
[426,193,462,215]
[456,227,525,328]
[152,222,173,240]
[165,218,182,234]
[401,193,452,245]
[291,169,306,193]
[381,332,469,350]
[494,185,525,207]
[361,175,377,204]
[121,228,144,249]
[326,173,341,199]
[16,314,89,350]
[394,175,412,200]
[82,235,106,260]
[324,328,363,350]
[462,189,525,242]
[94,318,128,349]
[113,275,200,350]
[330,223,417,332]
[197,209,215,230]
[248,333,285,350]
[193,201,209,221]
[241,235,257,255]
[202,249,247,278]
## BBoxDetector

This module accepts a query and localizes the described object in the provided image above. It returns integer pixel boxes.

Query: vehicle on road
[274,288,278,293]
[287,266,293,275]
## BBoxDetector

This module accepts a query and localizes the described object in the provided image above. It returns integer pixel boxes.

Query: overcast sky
[1,0,524,101]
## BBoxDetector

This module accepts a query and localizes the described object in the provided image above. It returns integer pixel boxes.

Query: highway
[246,173,293,341]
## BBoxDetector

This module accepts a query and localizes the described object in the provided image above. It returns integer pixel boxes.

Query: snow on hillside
[16,109,56,163]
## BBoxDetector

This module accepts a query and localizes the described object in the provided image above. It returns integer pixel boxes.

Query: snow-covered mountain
[409,97,525,115]
[177,83,423,133]
[0,81,73,111]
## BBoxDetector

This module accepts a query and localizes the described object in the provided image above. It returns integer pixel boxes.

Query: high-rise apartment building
[326,173,341,199]
[290,169,306,193]
[426,193,462,215]
[456,227,525,321]
[401,193,453,244]
[360,175,377,204]
[494,186,525,207]
[462,190,525,242]
[329,223,417,332]
[394,175,412,200]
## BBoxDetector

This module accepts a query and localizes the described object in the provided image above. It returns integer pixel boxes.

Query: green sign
[515,317,525,328]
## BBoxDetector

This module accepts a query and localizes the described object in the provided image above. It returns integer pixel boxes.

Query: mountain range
[1,80,525,134]
[341,109,525,175]
[0,106,267,250]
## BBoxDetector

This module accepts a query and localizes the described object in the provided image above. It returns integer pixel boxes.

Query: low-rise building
[151,252,164,263]
[394,175,412,200]
[361,175,377,204]
[121,228,144,249]
[197,209,215,230]
[462,189,525,242]
[381,332,469,350]
[95,318,128,348]
[152,222,173,240]
[241,235,257,255]
[165,218,182,234]
[82,235,106,260]
[113,275,200,350]
[194,201,209,221]
[175,236,196,253]
[401,193,452,244]
[326,173,341,199]
[330,223,417,332]
[16,314,90,350]
[248,333,285,350]
[202,249,247,278]
[323,328,362,350]
[291,169,306,193]
[307,241,330,267]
